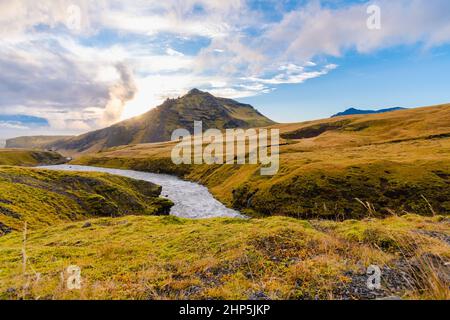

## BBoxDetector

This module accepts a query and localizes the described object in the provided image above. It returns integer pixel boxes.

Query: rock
[82,222,92,228]
[416,230,450,245]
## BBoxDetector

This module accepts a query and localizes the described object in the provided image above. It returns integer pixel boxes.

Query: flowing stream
[39,164,243,219]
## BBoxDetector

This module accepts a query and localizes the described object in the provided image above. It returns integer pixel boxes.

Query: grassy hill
[11,89,275,155]
[5,136,73,150]
[0,167,172,233]
[74,104,450,219]
[0,149,67,166]
[0,214,448,299]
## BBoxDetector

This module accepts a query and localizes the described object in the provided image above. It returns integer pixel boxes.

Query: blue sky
[243,43,450,121]
[0,0,450,138]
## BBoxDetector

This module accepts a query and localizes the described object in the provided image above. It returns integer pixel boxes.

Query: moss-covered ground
[0,167,172,232]
[0,214,448,300]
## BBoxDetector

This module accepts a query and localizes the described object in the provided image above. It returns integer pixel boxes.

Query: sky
[1,0,450,139]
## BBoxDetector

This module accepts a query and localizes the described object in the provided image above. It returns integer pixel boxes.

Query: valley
[73,103,450,219]
[0,99,448,300]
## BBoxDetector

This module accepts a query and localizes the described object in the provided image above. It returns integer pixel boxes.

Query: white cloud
[263,0,450,61]
[0,122,29,130]
[166,48,184,57]
[244,64,338,85]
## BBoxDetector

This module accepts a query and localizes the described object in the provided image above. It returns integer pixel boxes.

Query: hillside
[0,214,448,299]
[332,107,406,117]
[5,136,73,149]
[0,149,67,166]
[74,103,450,219]
[11,89,275,155]
[0,167,172,233]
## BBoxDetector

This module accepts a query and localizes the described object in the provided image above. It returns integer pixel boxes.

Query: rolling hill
[7,89,275,155]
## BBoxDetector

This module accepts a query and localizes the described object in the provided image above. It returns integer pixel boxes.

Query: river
[39,164,243,219]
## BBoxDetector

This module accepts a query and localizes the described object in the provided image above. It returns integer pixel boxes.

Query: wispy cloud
[244,64,338,85]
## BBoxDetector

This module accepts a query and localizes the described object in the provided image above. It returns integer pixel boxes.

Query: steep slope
[0,167,173,233]
[43,89,274,155]
[332,107,406,117]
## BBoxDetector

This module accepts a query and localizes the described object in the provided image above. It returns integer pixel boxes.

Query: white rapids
[39,164,243,219]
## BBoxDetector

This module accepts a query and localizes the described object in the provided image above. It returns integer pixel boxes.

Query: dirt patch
[251,230,316,263]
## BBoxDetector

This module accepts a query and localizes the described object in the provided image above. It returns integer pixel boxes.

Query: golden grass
[0,214,447,300]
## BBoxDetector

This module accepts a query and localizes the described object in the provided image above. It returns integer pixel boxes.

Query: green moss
[160,215,185,225]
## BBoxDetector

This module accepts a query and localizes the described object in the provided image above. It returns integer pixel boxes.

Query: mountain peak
[36,89,275,153]
[187,88,204,95]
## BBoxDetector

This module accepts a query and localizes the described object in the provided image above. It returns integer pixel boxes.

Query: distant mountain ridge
[332,107,406,117]
[7,89,275,154]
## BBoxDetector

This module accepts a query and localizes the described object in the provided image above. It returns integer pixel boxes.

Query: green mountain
[8,89,275,154]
